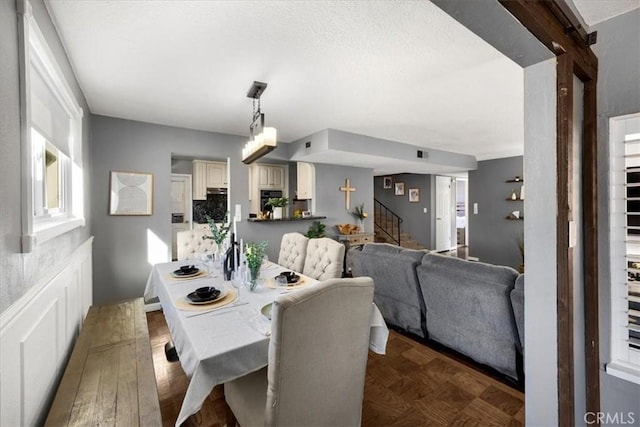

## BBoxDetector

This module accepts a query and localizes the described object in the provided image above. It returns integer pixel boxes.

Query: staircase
[374,199,427,250]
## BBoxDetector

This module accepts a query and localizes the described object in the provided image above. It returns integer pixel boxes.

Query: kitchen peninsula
[247,215,326,223]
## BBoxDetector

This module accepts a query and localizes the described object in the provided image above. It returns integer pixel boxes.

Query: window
[608,112,640,385]
[19,0,84,251]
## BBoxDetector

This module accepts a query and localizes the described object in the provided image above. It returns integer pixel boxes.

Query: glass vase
[249,265,261,291]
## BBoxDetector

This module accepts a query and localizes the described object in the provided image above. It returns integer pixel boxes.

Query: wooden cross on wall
[340,179,356,210]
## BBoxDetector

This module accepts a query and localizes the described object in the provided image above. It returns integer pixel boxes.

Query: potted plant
[305,221,326,239]
[349,203,368,231]
[267,197,289,220]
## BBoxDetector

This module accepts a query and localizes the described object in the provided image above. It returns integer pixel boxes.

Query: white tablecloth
[144,261,388,426]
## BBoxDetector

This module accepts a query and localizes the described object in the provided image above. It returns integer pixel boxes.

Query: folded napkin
[248,314,272,336]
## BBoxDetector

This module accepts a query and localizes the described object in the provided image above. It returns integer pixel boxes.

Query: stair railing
[374,198,403,245]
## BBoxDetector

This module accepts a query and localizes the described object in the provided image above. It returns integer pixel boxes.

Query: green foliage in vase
[267,197,289,208]
[203,213,231,246]
[245,241,268,271]
[305,221,326,239]
[350,203,368,221]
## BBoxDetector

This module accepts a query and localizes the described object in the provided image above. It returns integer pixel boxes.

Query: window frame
[18,0,84,252]
[607,112,640,385]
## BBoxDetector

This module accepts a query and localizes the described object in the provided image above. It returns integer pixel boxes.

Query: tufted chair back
[302,237,345,280]
[277,232,309,273]
[176,229,218,260]
[224,277,375,427]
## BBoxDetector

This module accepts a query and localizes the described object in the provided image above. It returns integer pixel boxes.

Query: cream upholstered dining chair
[277,232,309,273]
[176,229,217,260]
[224,277,375,427]
[302,237,345,280]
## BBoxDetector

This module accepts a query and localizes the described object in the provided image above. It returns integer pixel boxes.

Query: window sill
[23,217,85,252]
[606,360,640,385]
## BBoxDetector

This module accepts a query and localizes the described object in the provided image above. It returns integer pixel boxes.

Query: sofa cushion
[351,244,428,338]
[417,253,520,378]
[511,274,525,353]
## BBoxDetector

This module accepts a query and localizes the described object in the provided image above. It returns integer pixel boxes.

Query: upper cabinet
[192,160,227,200]
[296,162,314,200]
[256,164,285,188]
[248,163,287,213]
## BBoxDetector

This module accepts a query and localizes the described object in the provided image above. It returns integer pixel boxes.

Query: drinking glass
[275,275,288,288]
[231,270,244,301]
[201,253,215,275]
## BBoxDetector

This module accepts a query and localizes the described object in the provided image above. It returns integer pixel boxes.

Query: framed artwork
[383,176,392,189]
[109,171,154,215]
[409,188,420,202]
[394,182,405,196]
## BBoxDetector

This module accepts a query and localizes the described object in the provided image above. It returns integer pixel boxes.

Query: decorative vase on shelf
[511,189,517,200]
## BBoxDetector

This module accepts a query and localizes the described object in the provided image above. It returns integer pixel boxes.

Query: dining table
[144,259,389,426]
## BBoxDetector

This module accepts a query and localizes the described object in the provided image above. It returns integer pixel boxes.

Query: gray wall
[0,0,92,314]
[594,9,640,422]
[91,115,372,305]
[373,174,434,248]
[468,156,524,269]
[524,58,559,427]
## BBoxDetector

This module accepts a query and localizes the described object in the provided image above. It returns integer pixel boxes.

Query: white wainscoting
[1,237,93,426]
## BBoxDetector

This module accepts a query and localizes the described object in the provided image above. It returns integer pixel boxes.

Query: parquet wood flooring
[147,311,524,426]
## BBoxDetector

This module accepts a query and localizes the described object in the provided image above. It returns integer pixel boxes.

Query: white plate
[261,302,273,320]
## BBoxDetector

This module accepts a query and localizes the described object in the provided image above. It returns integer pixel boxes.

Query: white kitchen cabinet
[296,162,314,199]
[192,161,208,200]
[192,160,227,200]
[206,162,227,188]
[249,163,287,214]
[255,164,285,189]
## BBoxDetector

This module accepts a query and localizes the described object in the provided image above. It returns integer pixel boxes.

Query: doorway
[435,175,453,252]
[455,177,468,247]
[171,174,192,260]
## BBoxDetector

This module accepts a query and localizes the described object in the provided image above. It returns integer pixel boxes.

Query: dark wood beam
[556,53,575,427]
[499,0,598,80]
[582,76,601,419]
[498,1,601,421]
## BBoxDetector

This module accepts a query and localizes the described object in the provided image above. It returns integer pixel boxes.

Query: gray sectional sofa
[350,243,428,338]
[350,243,524,379]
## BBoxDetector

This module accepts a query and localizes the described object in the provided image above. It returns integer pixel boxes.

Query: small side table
[336,233,374,276]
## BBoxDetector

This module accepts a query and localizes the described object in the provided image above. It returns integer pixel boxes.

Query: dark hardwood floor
[147,310,524,426]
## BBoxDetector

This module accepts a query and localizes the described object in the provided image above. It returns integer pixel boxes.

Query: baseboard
[145,302,162,312]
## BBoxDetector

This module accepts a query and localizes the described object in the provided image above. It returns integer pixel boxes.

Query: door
[435,176,453,251]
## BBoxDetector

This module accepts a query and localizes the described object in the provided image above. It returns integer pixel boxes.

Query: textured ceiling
[44,0,640,171]
[46,1,527,168]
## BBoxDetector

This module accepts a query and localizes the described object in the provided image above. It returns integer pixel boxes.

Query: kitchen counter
[247,215,326,223]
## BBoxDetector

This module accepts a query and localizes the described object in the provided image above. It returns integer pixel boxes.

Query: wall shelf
[505,178,524,219]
